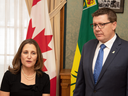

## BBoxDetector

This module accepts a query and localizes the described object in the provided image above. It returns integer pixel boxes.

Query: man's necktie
[94,44,106,84]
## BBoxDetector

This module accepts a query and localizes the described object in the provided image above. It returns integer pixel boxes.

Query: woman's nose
[27,53,31,58]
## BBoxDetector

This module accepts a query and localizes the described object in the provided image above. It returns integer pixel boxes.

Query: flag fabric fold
[26,0,56,96]
[70,0,99,95]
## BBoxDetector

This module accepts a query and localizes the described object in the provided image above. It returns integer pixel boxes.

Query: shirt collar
[98,34,117,49]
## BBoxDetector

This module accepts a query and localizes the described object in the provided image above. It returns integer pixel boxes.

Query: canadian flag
[26,0,56,96]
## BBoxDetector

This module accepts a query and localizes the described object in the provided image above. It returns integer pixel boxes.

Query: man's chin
[96,37,103,41]
[96,38,105,43]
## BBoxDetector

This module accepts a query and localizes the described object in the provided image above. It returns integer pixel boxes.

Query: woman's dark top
[0,70,50,96]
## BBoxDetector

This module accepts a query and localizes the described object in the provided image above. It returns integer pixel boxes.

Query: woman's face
[21,44,37,69]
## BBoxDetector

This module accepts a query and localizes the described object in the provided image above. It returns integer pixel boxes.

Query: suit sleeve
[127,69,128,96]
[73,46,85,96]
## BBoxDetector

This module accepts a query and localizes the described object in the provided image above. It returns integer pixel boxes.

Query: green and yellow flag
[70,0,99,95]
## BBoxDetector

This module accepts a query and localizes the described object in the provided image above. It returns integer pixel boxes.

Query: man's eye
[93,24,97,26]
[99,23,105,26]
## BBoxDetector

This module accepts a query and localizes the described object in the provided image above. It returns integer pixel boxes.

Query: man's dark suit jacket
[73,35,128,96]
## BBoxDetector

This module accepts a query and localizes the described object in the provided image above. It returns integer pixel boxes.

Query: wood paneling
[60,5,71,96]
[60,5,65,70]
[60,69,71,96]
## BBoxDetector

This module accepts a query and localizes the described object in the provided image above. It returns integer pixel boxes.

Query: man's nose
[95,25,100,30]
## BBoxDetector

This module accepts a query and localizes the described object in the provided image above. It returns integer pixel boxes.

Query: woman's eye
[32,52,36,55]
[23,52,28,54]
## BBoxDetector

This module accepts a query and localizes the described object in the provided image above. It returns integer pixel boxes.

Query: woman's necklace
[22,69,36,81]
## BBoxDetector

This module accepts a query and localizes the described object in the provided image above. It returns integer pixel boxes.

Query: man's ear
[112,21,117,31]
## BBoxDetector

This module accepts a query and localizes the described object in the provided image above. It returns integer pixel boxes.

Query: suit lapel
[88,40,99,85]
[96,36,121,84]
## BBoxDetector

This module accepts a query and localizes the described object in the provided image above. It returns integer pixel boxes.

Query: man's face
[93,14,117,43]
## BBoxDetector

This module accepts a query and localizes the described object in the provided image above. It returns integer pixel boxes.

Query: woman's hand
[42,94,50,96]
[0,91,10,96]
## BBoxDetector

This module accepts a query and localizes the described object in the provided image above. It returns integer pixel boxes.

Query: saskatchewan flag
[70,0,99,95]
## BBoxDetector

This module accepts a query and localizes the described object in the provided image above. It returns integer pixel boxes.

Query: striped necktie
[94,44,106,84]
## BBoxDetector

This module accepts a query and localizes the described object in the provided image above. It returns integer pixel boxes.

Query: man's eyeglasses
[90,22,112,29]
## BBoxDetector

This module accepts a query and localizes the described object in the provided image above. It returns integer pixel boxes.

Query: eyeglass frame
[90,22,113,29]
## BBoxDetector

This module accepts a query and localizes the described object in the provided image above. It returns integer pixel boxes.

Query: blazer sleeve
[0,71,11,92]
[73,46,85,96]
[38,72,50,94]
[41,73,50,94]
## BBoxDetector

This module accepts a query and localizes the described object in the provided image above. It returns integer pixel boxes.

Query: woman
[0,39,50,96]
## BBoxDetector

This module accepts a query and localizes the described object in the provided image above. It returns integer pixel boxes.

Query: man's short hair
[92,8,117,22]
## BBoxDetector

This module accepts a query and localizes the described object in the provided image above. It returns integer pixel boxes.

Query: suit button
[94,90,96,93]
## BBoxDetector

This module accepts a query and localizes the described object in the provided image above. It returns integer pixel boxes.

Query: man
[73,8,128,96]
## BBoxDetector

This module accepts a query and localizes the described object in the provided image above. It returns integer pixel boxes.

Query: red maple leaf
[42,58,47,71]
[32,0,41,7]
[26,19,53,72]
[33,28,53,53]
[26,19,35,39]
